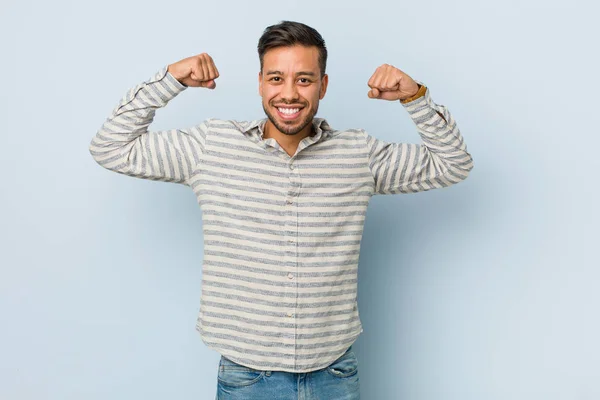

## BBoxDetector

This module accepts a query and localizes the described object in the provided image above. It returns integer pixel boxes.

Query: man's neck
[263,120,314,155]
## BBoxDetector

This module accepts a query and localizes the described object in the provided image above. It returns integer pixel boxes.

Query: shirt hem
[195,324,363,373]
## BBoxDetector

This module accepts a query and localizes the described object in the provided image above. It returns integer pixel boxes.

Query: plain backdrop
[1,0,598,399]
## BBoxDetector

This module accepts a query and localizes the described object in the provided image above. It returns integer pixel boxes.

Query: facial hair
[263,100,319,136]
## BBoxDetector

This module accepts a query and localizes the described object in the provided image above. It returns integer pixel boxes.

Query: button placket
[284,160,299,327]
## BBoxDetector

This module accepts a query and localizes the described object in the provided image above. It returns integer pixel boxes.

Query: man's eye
[299,78,309,83]
[271,77,281,82]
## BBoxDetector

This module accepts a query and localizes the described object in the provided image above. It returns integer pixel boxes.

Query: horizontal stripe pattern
[89,66,473,372]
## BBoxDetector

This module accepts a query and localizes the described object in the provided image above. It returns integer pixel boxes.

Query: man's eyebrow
[265,70,317,77]
[296,71,317,77]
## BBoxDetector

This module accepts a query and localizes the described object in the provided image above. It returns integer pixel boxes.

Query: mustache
[271,101,307,106]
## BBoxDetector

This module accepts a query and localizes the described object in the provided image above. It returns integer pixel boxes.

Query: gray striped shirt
[89,66,473,373]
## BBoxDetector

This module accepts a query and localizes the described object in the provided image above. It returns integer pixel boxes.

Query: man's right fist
[167,53,219,88]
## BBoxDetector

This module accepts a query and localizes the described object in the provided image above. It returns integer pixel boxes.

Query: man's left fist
[367,64,420,101]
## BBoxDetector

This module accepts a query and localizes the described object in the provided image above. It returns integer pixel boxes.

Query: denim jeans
[215,346,360,399]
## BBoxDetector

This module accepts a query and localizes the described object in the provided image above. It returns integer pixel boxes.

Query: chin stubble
[263,103,319,136]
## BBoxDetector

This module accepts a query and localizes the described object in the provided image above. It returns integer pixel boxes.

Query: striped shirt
[89,65,473,373]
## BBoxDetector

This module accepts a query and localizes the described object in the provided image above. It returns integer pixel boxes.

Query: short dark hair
[257,21,328,77]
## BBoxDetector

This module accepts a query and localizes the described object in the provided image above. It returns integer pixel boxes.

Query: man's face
[259,45,328,136]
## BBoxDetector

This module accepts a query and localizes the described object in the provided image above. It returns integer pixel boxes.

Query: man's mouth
[275,106,303,120]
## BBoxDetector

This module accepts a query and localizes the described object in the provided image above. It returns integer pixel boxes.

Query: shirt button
[287,312,294,317]
[286,199,293,204]
[288,272,294,279]
[289,164,295,170]
[288,239,294,244]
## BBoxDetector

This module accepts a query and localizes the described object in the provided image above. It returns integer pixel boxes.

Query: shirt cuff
[160,66,189,92]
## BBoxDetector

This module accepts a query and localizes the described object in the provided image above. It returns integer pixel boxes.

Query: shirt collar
[242,117,333,140]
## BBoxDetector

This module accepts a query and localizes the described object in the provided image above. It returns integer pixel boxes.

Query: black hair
[258,20,327,77]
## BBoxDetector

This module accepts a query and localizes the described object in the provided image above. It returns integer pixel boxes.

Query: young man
[89,20,473,400]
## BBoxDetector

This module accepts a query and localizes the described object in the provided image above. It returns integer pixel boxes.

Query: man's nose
[280,81,299,101]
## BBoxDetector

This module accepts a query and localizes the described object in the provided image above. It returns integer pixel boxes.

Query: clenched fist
[167,53,220,88]
[367,64,420,101]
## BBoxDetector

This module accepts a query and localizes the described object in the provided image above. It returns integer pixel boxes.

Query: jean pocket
[217,356,266,387]
[326,350,359,378]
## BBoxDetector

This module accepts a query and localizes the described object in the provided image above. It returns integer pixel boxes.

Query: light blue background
[1,0,598,399]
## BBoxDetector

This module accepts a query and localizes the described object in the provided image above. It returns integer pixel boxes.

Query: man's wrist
[400,83,426,104]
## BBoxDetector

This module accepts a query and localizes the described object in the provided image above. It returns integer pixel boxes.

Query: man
[89,20,473,400]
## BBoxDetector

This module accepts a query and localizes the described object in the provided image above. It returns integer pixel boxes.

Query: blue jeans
[215,346,360,399]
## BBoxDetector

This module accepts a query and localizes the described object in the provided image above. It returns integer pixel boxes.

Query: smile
[276,106,303,120]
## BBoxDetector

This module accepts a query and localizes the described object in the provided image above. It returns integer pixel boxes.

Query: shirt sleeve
[362,82,474,195]
[88,66,208,187]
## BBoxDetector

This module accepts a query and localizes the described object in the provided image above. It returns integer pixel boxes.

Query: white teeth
[278,107,300,115]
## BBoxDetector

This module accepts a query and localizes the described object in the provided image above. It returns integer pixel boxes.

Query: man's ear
[319,74,329,99]
[258,71,263,96]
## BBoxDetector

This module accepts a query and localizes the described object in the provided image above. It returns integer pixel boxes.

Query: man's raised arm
[363,63,473,195]
[88,53,219,186]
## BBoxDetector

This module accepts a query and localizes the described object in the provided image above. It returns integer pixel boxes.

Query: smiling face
[259,45,328,136]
